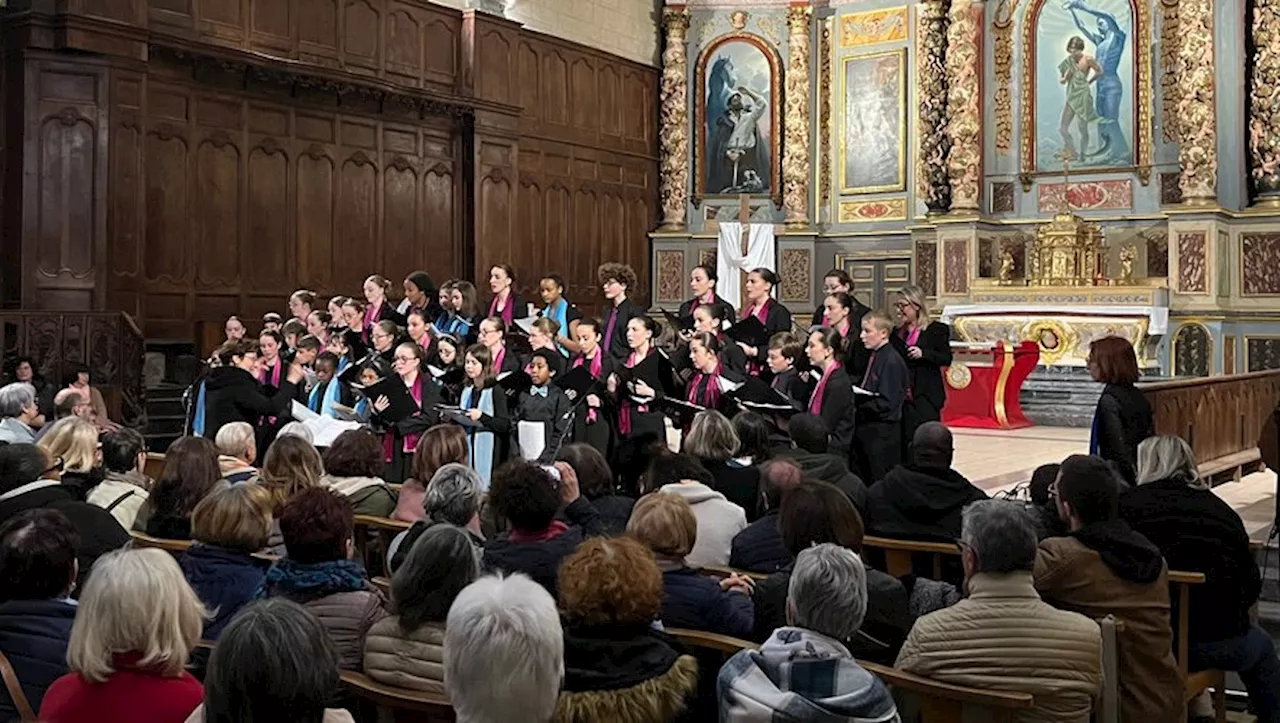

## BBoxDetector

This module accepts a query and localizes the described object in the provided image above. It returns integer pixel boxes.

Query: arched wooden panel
[296,151,335,290]
[36,115,97,279]
[194,138,241,286]
[336,155,377,293]
[383,160,419,276]
[246,145,290,289]
[143,132,189,283]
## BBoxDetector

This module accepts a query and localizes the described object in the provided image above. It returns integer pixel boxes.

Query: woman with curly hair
[596,262,643,360]
[554,536,698,723]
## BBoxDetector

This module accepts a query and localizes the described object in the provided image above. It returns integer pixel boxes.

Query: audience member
[1035,454,1183,723]
[179,484,274,640]
[392,424,468,523]
[751,480,911,664]
[0,444,127,590]
[646,450,746,568]
[274,421,314,446]
[36,417,104,501]
[731,411,773,465]
[265,488,387,670]
[483,460,602,594]
[1028,462,1067,539]
[444,574,564,723]
[387,463,485,572]
[686,410,762,521]
[364,524,480,692]
[0,510,79,720]
[321,430,397,517]
[557,442,634,535]
[0,383,42,444]
[39,548,207,723]
[213,422,259,484]
[730,458,802,574]
[865,422,986,541]
[260,434,324,556]
[1087,336,1153,485]
[627,492,754,638]
[89,427,150,530]
[1121,436,1280,722]
[719,544,899,723]
[6,358,52,421]
[62,365,111,426]
[773,414,866,511]
[33,389,89,442]
[896,500,1102,721]
[189,599,354,723]
[145,436,223,540]
[555,537,698,722]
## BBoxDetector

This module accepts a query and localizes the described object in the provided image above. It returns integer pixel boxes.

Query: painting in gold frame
[840,48,907,195]
[694,33,783,201]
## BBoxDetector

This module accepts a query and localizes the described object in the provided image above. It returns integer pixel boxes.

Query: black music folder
[615,351,676,397]
[555,365,597,401]
[661,309,696,333]
[725,316,771,349]
[354,377,417,422]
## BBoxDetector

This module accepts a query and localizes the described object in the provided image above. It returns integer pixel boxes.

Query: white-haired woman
[889,284,952,448]
[1121,435,1280,722]
[39,548,208,723]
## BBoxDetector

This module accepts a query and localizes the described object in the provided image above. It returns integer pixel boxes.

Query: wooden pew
[1168,570,1226,723]
[353,514,412,575]
[144,452,166,481]
[699,565,768,583]
[862,535,960,580]
[129,530,193,555]
[340,670,455,721]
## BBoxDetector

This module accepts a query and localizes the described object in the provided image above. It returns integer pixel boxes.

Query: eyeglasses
[394,356,416,363]
[43,456,65,475]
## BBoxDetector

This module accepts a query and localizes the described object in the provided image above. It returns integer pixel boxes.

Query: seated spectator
[36,417,105,501]
[321,430,397,518]
[1121,436,1280,722]
[865,422,987,541]
[265,488,386,670]
[751,480,911,664]
[392,425,468,523]
[1035,454,1183,723]
[0,510,79,719]
[88,427,151,530]
[644,450,746,569]
[189,599,354,723]
[896,500,1102,721]
[719,544,899,723]
[387,463,485,573]
[483,460,602,594]
[62,365,112,427]
[0,383,42,444]
[627,491,753,638]
[773,414,866,511]
[365,524,480,692]
[32,389,90,443]
[557,442,633,535]
[179,484,274,641]
[1028,462,1067,539]
[445,574,564,723]
[730,458,802,574]
[213,422,259,485]
[555,537,698,722]
[259,434,325,556]
[686,410,762,520]
[39,548,207,723]
[274,421,314,446]
[731,411,773,466]
[143,436,223,540]
[0,444,127,591]
[6,358,52,421]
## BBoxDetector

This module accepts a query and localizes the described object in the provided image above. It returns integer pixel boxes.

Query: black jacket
[201,366,296,441]
[0,599,75,720]
[482,497,603,595]
[743,300,793,366]
[865,464,987,542]
[602,298,645,360]
[889,321,952,417]
[0,483,129,593]
[810,365,856,454]
[660,566,754,639]
[729,509,790,574]
[1093,383,1153,485]
[814,300,873,376]
[678,294,736,323]
[1121,479,1260,644]
[773,448,867,512]
[702,460,761,522]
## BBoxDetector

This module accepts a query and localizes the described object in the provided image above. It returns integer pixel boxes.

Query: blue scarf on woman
[260,558,368,603]
[542,298,572,357]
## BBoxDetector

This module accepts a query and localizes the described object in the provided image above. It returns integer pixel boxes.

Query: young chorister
[291,335,323,404]
[309,351,355,415]
[477,317,523,375]
[288,289,317,323]
[362,274,405,338]
[525,318,566,377]
[852,311,909,483]
[457,344,511,489]
[428,333,466,405]
[682,332,740,415]
[766,332,810,406]
[339,298,370,359]
[280,320,305,363]
[262,312,283,334]
[406,308,434,352]
[805,327,856,455]
[539,274,582,357]
[487,264,530,327]
[608,315,667,491]
[568,317,614,460]
[598,263,643,360]
[370,320,400,365]
[371,342,445,483]
[679,264,735,321]
[736,268,794,375]
[515,349,573,461]
[693,303,747,374]
[258,330,287,391]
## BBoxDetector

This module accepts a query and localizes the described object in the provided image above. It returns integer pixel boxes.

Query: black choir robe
[486,293,531,323]
[769,367,811,407]
[494,345,524,376]
[367,300,406,329]
[601,297,645,360]
[808,365,856,455]
[742,299,793,369]
[813,301,873,377]
[371,375,447,483]
[569,353,615,461]
[681,367,745,417]
[678,293,736,324]
[670,337,748,377]
[889,321,953,446]
[852,343,909,484]
[201,366,296,443]
[515,385,573,462]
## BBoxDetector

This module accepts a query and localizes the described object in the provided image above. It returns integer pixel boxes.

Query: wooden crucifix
[737,194,752,309]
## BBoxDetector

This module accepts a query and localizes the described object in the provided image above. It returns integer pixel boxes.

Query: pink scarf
[688,360,723,409]
[489,292,515,325]
[493,345,506,373]
[899,324,922,346]
[691,292,714,313]
[808,361,842,415]
[383,372,424,462]
[258,358,283,424]
[618,348,651,435]
[821,311,830,326]
[362,302,383,344]
[574,351,604,423]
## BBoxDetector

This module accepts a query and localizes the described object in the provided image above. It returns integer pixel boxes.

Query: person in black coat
[853,312,909,484]
[772,414,867,512]
[1120,435,1280,720]
[1088,335,1154,485]
[678,264,736,323]
[736,268,793,376]
[730,458,803,574]
[865,422,987,542]
[804,328,855,455]
[556,443,633,536]
[765,332,811,406]
[201,339,302,443]
[371,342,447,484]
[890,284,953,448]
[597,262,645,360]
[685,409,761,521]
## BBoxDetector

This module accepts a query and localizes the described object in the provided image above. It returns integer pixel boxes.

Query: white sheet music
[290,400,319,422]
[514,316,539,335]
[305,418,362,447]
[852,385,877,397]
[717,376,744,393]
[517,421,546,461]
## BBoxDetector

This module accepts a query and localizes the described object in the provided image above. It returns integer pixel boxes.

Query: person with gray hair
[0,382,42,444]
[718,543,900,722]
[1121,436,1280,722]
[896,500,1102,723]
[385,463,485,571]
[444,573,563,723]
[215,421,259,484]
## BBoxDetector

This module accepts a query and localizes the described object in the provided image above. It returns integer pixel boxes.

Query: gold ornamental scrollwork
[783,5,813,227]
[946,362,973,390]
[1158,0,1180,143]
[917,0,951,213]
[819,16,833,220]
[1249,0,1280,204]
[992,0,1019,154]
[658,7,691,231]
[1176,0,1218,203]
[1022,319,1078,365]
[946,0,982,213]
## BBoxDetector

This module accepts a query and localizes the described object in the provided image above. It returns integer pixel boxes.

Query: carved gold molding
[916,0,951,213]
[1249,0,1280,203]
[819,16,833,221]
[946,0,982,212]
[658,7,691,232]
[992,0,1019,154]
[783,5,813,226]
[1158,0,1179,144]
[1176,0,1217,203]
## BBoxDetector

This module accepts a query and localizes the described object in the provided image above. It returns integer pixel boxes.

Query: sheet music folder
[353,377,417,421]
[725,316,771,349]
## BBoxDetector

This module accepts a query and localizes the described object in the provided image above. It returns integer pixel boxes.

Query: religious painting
[1025,0,1144,174]
[840,49,906,195]
[695,34,781,198]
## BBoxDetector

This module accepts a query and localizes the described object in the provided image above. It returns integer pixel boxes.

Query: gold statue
[998,247,1015,284]
[1117,243,1136,285]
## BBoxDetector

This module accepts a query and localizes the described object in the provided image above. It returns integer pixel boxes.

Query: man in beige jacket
[896,499,1102,723]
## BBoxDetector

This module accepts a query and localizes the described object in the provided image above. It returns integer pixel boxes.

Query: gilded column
[1250,0,1280,205]
[944,0,981,214]
[783,5,813,227]
[1175,0,1217,204]
[917,0,951,213]
[658,7,691,232]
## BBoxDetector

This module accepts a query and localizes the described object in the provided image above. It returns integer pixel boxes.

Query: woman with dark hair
[202,340,303,443]
[890,284,953,447]
[556,443,632,535]
[400,271,439,322]
[289,290,317,323]
[538,274,582,356]
[731,410,773,466]
[392,424,469,523]
[363,524,480,693]
[568,318,615,461]
[370,342,445,485]
[813,269,853,327]
[369,320,401,365]
[607,315,666,493]
[680,333,738,416]
[447,281,481,343]
[1088,335,1153,485]
[673,303,746,376]
[427,333,465,404]
[405,309,434,353]
[143,436,223,540]
[486,264,529,328]
[476,317,522,375]
[737,268,793,376]
[679,264,735,321]
[597,263,644,360]
[321,430,398,517]
[456,344,511,489]
[195,598,354,723]
[8,356,54,419]
[805,327,856,455]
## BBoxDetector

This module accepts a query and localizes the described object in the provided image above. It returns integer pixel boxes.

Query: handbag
[0,648,36,722]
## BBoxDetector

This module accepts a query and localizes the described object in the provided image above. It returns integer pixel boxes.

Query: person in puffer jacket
[262,488,386,670]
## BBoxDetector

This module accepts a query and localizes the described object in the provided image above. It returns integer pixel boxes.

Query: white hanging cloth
[716,222,777,310]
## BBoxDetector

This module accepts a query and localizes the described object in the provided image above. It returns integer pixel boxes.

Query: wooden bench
[340,670,455,721]
[1168,570,1226,723]
[862,535,961,580]
[699,565,768,583]
[353,514,412,574]
[144,452,166,480]
[129,530,193,554]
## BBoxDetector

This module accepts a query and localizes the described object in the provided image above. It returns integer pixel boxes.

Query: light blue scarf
[542,299,572,357]
[461,385,496,489]
[193,381,207,437]
[318,357,350,418]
